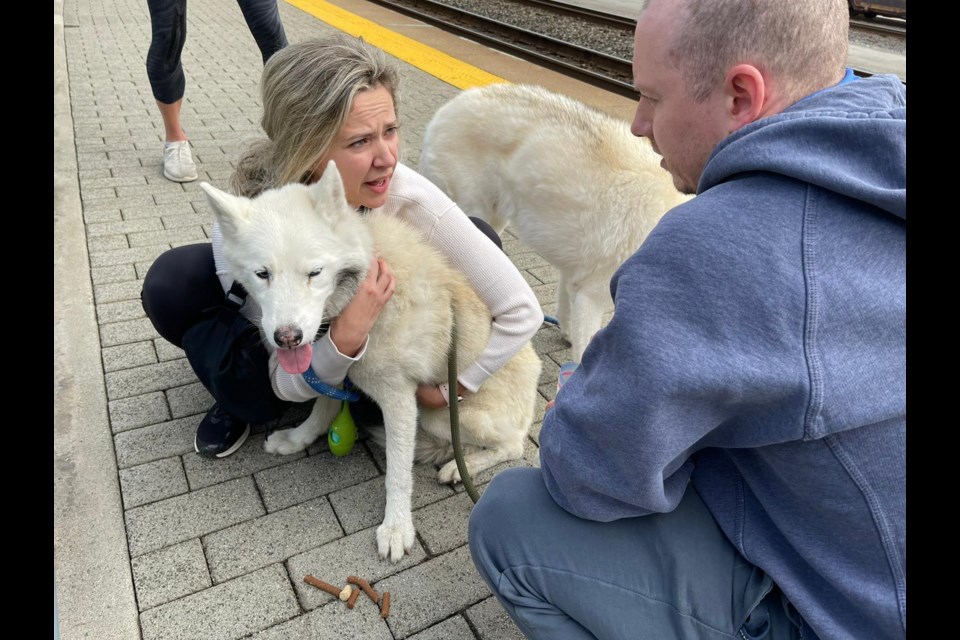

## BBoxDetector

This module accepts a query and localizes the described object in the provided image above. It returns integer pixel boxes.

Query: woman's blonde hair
[231,34,401,197]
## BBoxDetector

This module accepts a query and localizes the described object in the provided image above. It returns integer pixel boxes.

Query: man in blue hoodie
[468,0,906,638]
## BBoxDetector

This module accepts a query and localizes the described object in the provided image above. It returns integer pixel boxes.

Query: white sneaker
[162,140,198,182]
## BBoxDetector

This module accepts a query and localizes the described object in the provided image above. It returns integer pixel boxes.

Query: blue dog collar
[302,367,361,402]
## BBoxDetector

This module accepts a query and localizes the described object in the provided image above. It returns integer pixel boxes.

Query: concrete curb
[54,0,142,636]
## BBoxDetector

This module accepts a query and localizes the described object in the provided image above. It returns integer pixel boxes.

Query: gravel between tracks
[422,0,906,62]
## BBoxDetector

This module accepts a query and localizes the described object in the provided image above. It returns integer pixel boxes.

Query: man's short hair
[643,0,849,103]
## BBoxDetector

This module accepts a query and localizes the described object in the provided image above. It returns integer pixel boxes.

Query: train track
[370,0,903,95]
[367,0,637,97]
[850,17,906,38]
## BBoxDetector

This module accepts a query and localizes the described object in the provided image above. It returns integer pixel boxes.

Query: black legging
[146,0,288,104]
[141,217,502,421]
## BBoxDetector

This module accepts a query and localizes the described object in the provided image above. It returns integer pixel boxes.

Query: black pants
[146,0,288,104]
[141,218,502,419]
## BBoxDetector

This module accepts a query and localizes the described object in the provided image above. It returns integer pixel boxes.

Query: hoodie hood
[700,74,906,220]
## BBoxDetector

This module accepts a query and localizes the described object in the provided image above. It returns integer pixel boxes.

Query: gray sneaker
[163,140,198,182]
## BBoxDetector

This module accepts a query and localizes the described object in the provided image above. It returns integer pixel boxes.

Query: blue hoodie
[539,74,906,639]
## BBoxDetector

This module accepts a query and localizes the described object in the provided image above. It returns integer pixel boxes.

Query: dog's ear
[309,160,349,212]
[199,182,251,237]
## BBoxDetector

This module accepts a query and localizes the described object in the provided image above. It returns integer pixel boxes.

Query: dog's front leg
[375,389,419,563]
[264,396,339,455]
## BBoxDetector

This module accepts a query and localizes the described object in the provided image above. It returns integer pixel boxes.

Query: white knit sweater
[212,162,543,403]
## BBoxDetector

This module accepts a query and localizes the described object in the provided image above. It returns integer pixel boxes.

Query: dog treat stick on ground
[380,591,391,618]
[346,588,361,609]
[303,575,342,598]
[347,575,380,604]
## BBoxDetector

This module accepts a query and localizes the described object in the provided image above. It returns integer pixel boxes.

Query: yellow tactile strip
[286,0,508,89]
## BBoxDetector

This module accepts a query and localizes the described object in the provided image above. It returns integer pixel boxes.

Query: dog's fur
[199,164,542,563]
[419,84,691,362]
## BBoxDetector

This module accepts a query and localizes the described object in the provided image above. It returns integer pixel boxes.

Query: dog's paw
[437,459,465,485]
[264,428,313,455]
[376,516,416,564]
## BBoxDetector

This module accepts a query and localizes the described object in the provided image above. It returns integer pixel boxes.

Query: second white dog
[199,163,542,563]
[420,84,691,362]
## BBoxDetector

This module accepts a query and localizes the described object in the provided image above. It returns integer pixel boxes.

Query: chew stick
[303,575,341,598]
[347,575,380,604]
[380,591,391,618]
[346,587,361,609]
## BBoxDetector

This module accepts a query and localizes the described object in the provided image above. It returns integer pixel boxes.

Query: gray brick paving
[125,476,266,557]
[328,464,456,535]
[138,564,299,640]
[102,341,158,373]
[53,0,595,637]
[255,450,383,513]
[182,439,306,491]
[114,415,200,468]
[131,539,212,611]
[105,358,196,399]
[108,391,168,432]
[119,457,189,508]
[90,263,137,284]
[94,278,146,304]
[465,597,526,640]
[160,213,211,229]
[250,600,394,640]
[83,207,123,223]
[167,381,214,419]
[85,194,156,215]
[128,225,208,247]
[154,339,185,361]
[413,491,475,556]
[286,527,427,611]
[88,234,130,253]
[89,245,171,269]
[204,497,343,584]
[408,615,476,640]
[121,202,197,220]
[97,299,147,324]
[377,545,491,638]
[87,217,163,237]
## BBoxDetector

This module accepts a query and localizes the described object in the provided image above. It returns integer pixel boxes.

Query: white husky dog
[420,83,691,362]
[198,162,542,562]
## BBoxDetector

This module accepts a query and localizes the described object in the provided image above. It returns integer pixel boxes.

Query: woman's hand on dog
[417,383,467,409]
[330,257,395,357]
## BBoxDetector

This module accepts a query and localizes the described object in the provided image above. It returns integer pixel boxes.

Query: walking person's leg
[236,0,289,63]
[145,0,198,182]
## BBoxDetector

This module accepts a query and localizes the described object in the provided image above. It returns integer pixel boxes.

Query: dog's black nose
[275,325,303,348]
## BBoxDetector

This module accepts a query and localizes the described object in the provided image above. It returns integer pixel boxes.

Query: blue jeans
[469,467,803,639]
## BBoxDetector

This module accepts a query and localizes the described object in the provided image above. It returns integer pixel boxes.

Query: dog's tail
[363,425,465,466]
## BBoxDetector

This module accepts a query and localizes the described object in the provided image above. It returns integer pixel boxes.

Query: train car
[849,0,906,20]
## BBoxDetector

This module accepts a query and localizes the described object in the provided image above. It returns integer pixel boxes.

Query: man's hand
[417,383,468,409]
[329,257,395,357]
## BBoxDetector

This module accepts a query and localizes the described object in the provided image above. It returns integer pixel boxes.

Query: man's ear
[722,64,767,133]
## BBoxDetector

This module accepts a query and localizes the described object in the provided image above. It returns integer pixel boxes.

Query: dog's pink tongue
[277,344,313,374]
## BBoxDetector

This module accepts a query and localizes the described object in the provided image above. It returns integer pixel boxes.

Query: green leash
[448,312,480,504]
